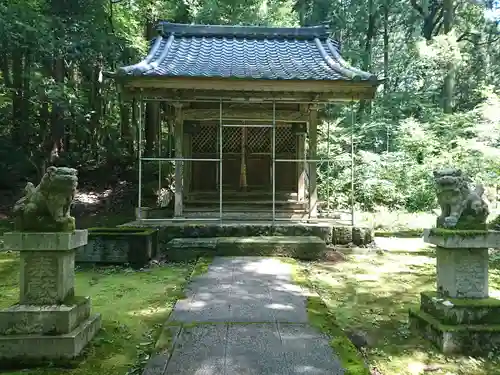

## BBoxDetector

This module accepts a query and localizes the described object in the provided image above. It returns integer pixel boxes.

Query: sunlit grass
[357,208,435,231]
[306,248,500,375]
[0,252,194,375]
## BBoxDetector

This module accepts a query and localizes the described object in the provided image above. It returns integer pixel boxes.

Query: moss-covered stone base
[0,296,91,335]
[410,291,500,354]
[75,227,158,269]
[166,236,326,261]
[409,308,500,355]
[420,291,500,325]
[0,313,101,364]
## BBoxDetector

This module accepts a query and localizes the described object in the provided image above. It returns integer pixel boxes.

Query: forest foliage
[0,0,499,212]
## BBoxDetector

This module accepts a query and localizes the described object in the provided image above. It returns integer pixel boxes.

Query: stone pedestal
[0,230,101,362]
[409,229,500,354]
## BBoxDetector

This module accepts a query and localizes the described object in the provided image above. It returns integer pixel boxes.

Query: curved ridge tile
[118,36,163,76]
[314,38,359,80]
[325,40,377,82]
[146,34,175,73]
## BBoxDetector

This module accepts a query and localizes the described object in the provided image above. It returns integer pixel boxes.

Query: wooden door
[246,127,271,191]
[275,125,298,192]
[190,125,217,192]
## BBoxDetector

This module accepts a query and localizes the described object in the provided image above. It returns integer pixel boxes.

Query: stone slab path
[144,256,344,375]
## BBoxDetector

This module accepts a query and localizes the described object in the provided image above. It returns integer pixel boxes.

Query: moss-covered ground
[0,251,195,375]
[374,229,424,238]
[296,244,500,375]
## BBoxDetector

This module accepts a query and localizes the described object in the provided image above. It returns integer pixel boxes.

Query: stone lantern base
[409,229,500,355]
[0,230,101,362]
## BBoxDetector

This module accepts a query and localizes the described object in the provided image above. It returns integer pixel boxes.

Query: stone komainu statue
[13,166,78,232]
[433,168,489,230]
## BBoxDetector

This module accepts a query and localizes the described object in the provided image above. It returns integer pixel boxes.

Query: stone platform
[166,236,326,261]
[0,314,101,360]
[121,220,374,259]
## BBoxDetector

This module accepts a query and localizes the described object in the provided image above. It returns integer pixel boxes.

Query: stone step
[184,201,307,210]
[181,212,311,220]
[166,236,326,261]
[186,192,298,200]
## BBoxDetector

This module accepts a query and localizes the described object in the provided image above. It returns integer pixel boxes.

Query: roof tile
[118,23,376,82]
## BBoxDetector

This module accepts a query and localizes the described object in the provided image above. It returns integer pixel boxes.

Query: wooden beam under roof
[122,87,374,103]
[120,76,378,97]
[182,108,308,122]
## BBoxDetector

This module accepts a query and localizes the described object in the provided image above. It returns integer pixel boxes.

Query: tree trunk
[357,0,376,121]
[0,43,11,87]
[49,57,66,164]
[39,99,50,178]
[442,0,455,114]
[410,0,444,40]
[383,0,390,95]
[89,61,103,157]
[11,49,24,147]
[119,94,134,156]
[144,20,159,157]
[145,102,160,157]
[22,50,31,139]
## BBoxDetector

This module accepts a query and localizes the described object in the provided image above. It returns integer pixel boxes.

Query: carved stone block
[423,230,494,299]
[3,230,88,251]
[2,231,87,306]
[0,314,101,362]
[436,247,488,298]
[20,251,75,305]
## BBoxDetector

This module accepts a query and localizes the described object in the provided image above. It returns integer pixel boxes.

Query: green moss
[88,227,156,236]
[284,258,369,375]
[410,308,500,332]
[307,296,370,375]
[190,257,212,278]
[429,228,490,238]
[374,229,423,238]
[15,215,76,232]
[8,295,88,308]
[423,291,500,307]
[0,219,14,236]
[154,325,181,353]
[489,214,500,229]
[61,295,89,306]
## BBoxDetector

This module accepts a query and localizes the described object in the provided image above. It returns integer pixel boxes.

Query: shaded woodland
[0,0,499,213]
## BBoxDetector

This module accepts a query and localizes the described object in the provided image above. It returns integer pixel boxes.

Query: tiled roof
[117,22,377,82]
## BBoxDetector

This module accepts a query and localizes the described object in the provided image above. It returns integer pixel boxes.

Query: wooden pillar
[173,103,184,217]
[308,107,318,218]
[297,133,306,202]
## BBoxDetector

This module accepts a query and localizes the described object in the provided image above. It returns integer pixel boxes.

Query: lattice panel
[222,128,241,153]
[247,127,271,153]
[190,125,296,154]
[192,125,217,153]
[275,126,297,154]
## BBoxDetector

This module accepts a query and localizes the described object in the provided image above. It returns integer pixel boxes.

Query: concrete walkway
[144,257,344,375]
